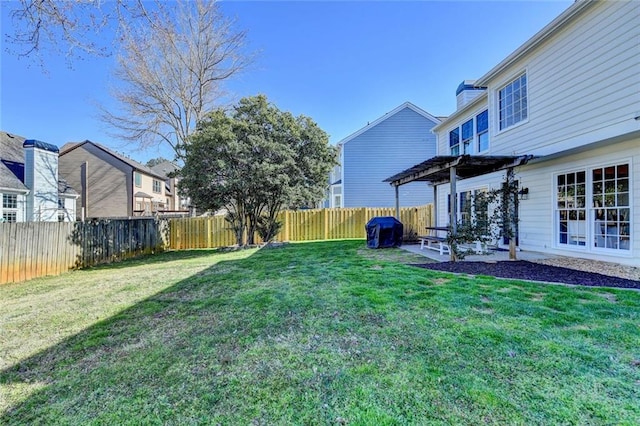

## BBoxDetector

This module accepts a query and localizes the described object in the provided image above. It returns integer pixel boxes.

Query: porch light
[518,187,529,200]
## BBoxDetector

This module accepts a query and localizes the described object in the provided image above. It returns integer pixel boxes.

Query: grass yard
[1,240,639,425]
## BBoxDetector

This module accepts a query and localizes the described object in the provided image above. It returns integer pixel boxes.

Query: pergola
[384,154,534,259]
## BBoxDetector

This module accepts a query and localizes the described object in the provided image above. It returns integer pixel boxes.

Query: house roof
[61,140,167,180]
[1,132,28,192]
[58,178,78,196]
[0,162,28,192]
[337,102,442,147]
[150,160,180,178]
[0,132,26,163]
[384,155,535,186]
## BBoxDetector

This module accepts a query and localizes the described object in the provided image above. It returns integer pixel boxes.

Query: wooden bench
[419,227,451,255]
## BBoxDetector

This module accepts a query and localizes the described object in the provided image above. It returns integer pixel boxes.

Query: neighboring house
[331,102,441,208]
[59,141,170,219]
[0,131,78,222]
[149,160,190,214]
[388,1,640,267]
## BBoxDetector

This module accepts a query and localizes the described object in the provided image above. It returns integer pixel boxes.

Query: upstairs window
[2,194,18,223]
[134,172,142,187]
[476,110,489,152]
[153,179,162,193]
[461,119,473,154]
[3,194,18,209]
[449,128,460,156]
[499,73,527,130]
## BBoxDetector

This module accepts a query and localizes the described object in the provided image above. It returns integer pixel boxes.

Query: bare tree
[4,0,127,64]
[101,0,249,158]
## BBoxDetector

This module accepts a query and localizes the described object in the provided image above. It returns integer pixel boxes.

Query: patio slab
[400,243,558,263]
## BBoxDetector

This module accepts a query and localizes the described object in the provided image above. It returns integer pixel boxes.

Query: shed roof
[384,155,535,186]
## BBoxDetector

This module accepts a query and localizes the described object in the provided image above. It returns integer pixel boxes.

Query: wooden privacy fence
[169,204,433,249]
[0,218,165,285]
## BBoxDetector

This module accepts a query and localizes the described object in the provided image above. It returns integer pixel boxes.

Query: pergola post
[506,167,517,260]
[449,166,457,261]
[432,184,437,227]
[395,185,400,220]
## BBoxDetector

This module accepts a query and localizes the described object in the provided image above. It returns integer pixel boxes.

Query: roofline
[432,91,488,133]
[0,186,29,194]
[61,140,167,180]
[337,102,441,147]
[475,0,596,87]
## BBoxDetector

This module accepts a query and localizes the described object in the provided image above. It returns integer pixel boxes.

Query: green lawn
[1,240,639,425]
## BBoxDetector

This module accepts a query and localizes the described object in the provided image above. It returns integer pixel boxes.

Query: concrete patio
[400,243,557,263]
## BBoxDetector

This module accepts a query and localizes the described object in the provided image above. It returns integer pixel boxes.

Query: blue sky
[1,1,572,164]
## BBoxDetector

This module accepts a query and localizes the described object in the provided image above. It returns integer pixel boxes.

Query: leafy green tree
[180,95,337,246]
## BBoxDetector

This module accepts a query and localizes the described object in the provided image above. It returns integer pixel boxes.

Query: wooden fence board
[0,218,165,285]
[168,204,433,250]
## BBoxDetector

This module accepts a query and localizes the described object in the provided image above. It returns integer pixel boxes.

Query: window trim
[1,193,19,223]
[449,128,460,156]
[476,109,489,153]
[134,172,142,188]
[152,179,162,194]
[496,71,529,134]
[553,161,632,254]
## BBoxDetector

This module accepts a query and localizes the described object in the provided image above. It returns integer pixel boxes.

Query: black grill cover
[366,216,403,249]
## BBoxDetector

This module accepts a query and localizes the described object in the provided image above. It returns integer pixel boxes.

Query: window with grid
[498,73,527,130]
[449,128,460,156]
[461,119,473,154]
[153,179,162,193]
[3,194,17,209]
[556,171,586,246]
[476,110,489,152]
[592,164,630,250]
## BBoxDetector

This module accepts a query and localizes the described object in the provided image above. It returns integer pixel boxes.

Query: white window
[461,119,473,155]
[2,194,18,223]
[449,128,460,156]
[498,73,527,130]
[153,179,162,193]
[592,164,630,250]
[134,172,142,187]
[557,171,587,246]
[476,110,489,152]
[555,164,630,251]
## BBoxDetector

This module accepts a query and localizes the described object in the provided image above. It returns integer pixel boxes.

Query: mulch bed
[412,261,640,289]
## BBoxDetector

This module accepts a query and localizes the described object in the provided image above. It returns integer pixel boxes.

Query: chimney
[23,140,60,222]
[456,80,486,109]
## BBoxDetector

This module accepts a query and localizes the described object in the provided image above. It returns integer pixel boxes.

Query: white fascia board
[337,102,442,147]
[475,0,595,87]
[0,186,29,194]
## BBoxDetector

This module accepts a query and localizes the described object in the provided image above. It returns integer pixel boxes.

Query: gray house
[330,102,441,208]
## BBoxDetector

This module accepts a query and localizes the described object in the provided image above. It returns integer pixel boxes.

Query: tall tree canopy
[100,0,250,158]
[5,0,251,158]
[180,95,337,246]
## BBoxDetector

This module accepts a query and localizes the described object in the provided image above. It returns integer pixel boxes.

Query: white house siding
[436,100,489,156]
[487,1,639,157]
[516,137,640,267]
[342,106,438,208]
[436,137,640,267]
[24,146,59,222]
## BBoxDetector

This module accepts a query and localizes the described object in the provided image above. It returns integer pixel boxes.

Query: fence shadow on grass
[0,241,365,423]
